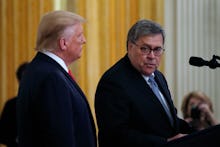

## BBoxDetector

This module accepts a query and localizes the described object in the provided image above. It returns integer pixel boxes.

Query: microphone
[189,57,209,67]
[189,55,220,69]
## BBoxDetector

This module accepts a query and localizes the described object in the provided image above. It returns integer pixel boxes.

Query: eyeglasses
[133,42,165,56]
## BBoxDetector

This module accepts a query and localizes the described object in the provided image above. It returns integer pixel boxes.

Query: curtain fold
[0,0,164,117]
[67,0,164,107]
[0,0,53,112]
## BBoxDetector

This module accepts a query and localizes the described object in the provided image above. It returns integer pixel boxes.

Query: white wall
[164,0,220,121]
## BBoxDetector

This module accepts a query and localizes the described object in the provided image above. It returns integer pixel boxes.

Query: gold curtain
[66,0,164,116]
[0,0,164,145]
[0,0,164,119]
[0,0,54,112]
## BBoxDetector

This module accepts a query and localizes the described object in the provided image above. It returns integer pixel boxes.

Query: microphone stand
[209,55,220,69]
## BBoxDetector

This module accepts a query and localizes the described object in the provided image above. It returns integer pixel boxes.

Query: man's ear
[127,41,133,50]
[58,37,67,51]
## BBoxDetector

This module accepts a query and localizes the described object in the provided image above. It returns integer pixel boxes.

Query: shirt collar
[40,51,68,73]
[142,73,155,84]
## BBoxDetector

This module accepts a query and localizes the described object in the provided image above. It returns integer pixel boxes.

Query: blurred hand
[198,103,218,125]
[167,133,188,142]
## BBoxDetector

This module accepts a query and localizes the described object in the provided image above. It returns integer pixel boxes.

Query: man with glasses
[95,19,193,147]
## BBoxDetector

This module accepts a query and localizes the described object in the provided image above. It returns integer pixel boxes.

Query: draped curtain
[0,0,164,120]
[0,1,53,147]
[0,0,54,112]
[65,0,164,115]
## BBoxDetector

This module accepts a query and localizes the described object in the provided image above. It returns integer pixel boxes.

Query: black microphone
[189,57,209,67]
[189,56,220,69]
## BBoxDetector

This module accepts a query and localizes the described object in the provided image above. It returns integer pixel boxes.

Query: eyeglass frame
[132,41,165,56]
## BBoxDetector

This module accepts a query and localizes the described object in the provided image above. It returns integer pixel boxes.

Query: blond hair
[35,10,85,51]
[181,91,213,118]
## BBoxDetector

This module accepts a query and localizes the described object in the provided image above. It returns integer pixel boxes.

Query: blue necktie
[148,75,174,126]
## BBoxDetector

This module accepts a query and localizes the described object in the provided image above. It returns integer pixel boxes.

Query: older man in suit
[95,19,192,147]
[17,10,97,147]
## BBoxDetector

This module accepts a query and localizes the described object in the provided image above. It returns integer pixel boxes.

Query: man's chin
[142,70,155,76]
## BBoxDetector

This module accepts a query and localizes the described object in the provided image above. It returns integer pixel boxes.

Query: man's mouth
[145,63,156,67]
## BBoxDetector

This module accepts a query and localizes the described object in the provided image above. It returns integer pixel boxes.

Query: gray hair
[126,19,165,49]
[35,10,85,51]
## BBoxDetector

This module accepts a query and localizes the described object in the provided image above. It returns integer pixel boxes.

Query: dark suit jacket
[95,54,191,147]
[0,97,17,147]
[17,52,97,147]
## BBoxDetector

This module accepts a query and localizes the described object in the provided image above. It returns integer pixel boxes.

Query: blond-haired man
[17,10,96,147]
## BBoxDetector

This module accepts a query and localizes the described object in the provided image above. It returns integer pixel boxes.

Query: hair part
[126,19,165,49]
[35,10,86,52]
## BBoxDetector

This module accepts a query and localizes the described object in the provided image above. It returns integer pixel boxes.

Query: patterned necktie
[68,69,75,81]
[148,75,174,126]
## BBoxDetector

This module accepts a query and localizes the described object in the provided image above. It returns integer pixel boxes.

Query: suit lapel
[131,70,174,127]
[124,56,173,120]
[36,52,88,101]
[61,65,88,102]
[154,72,177,127]
[121,55,177,128]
